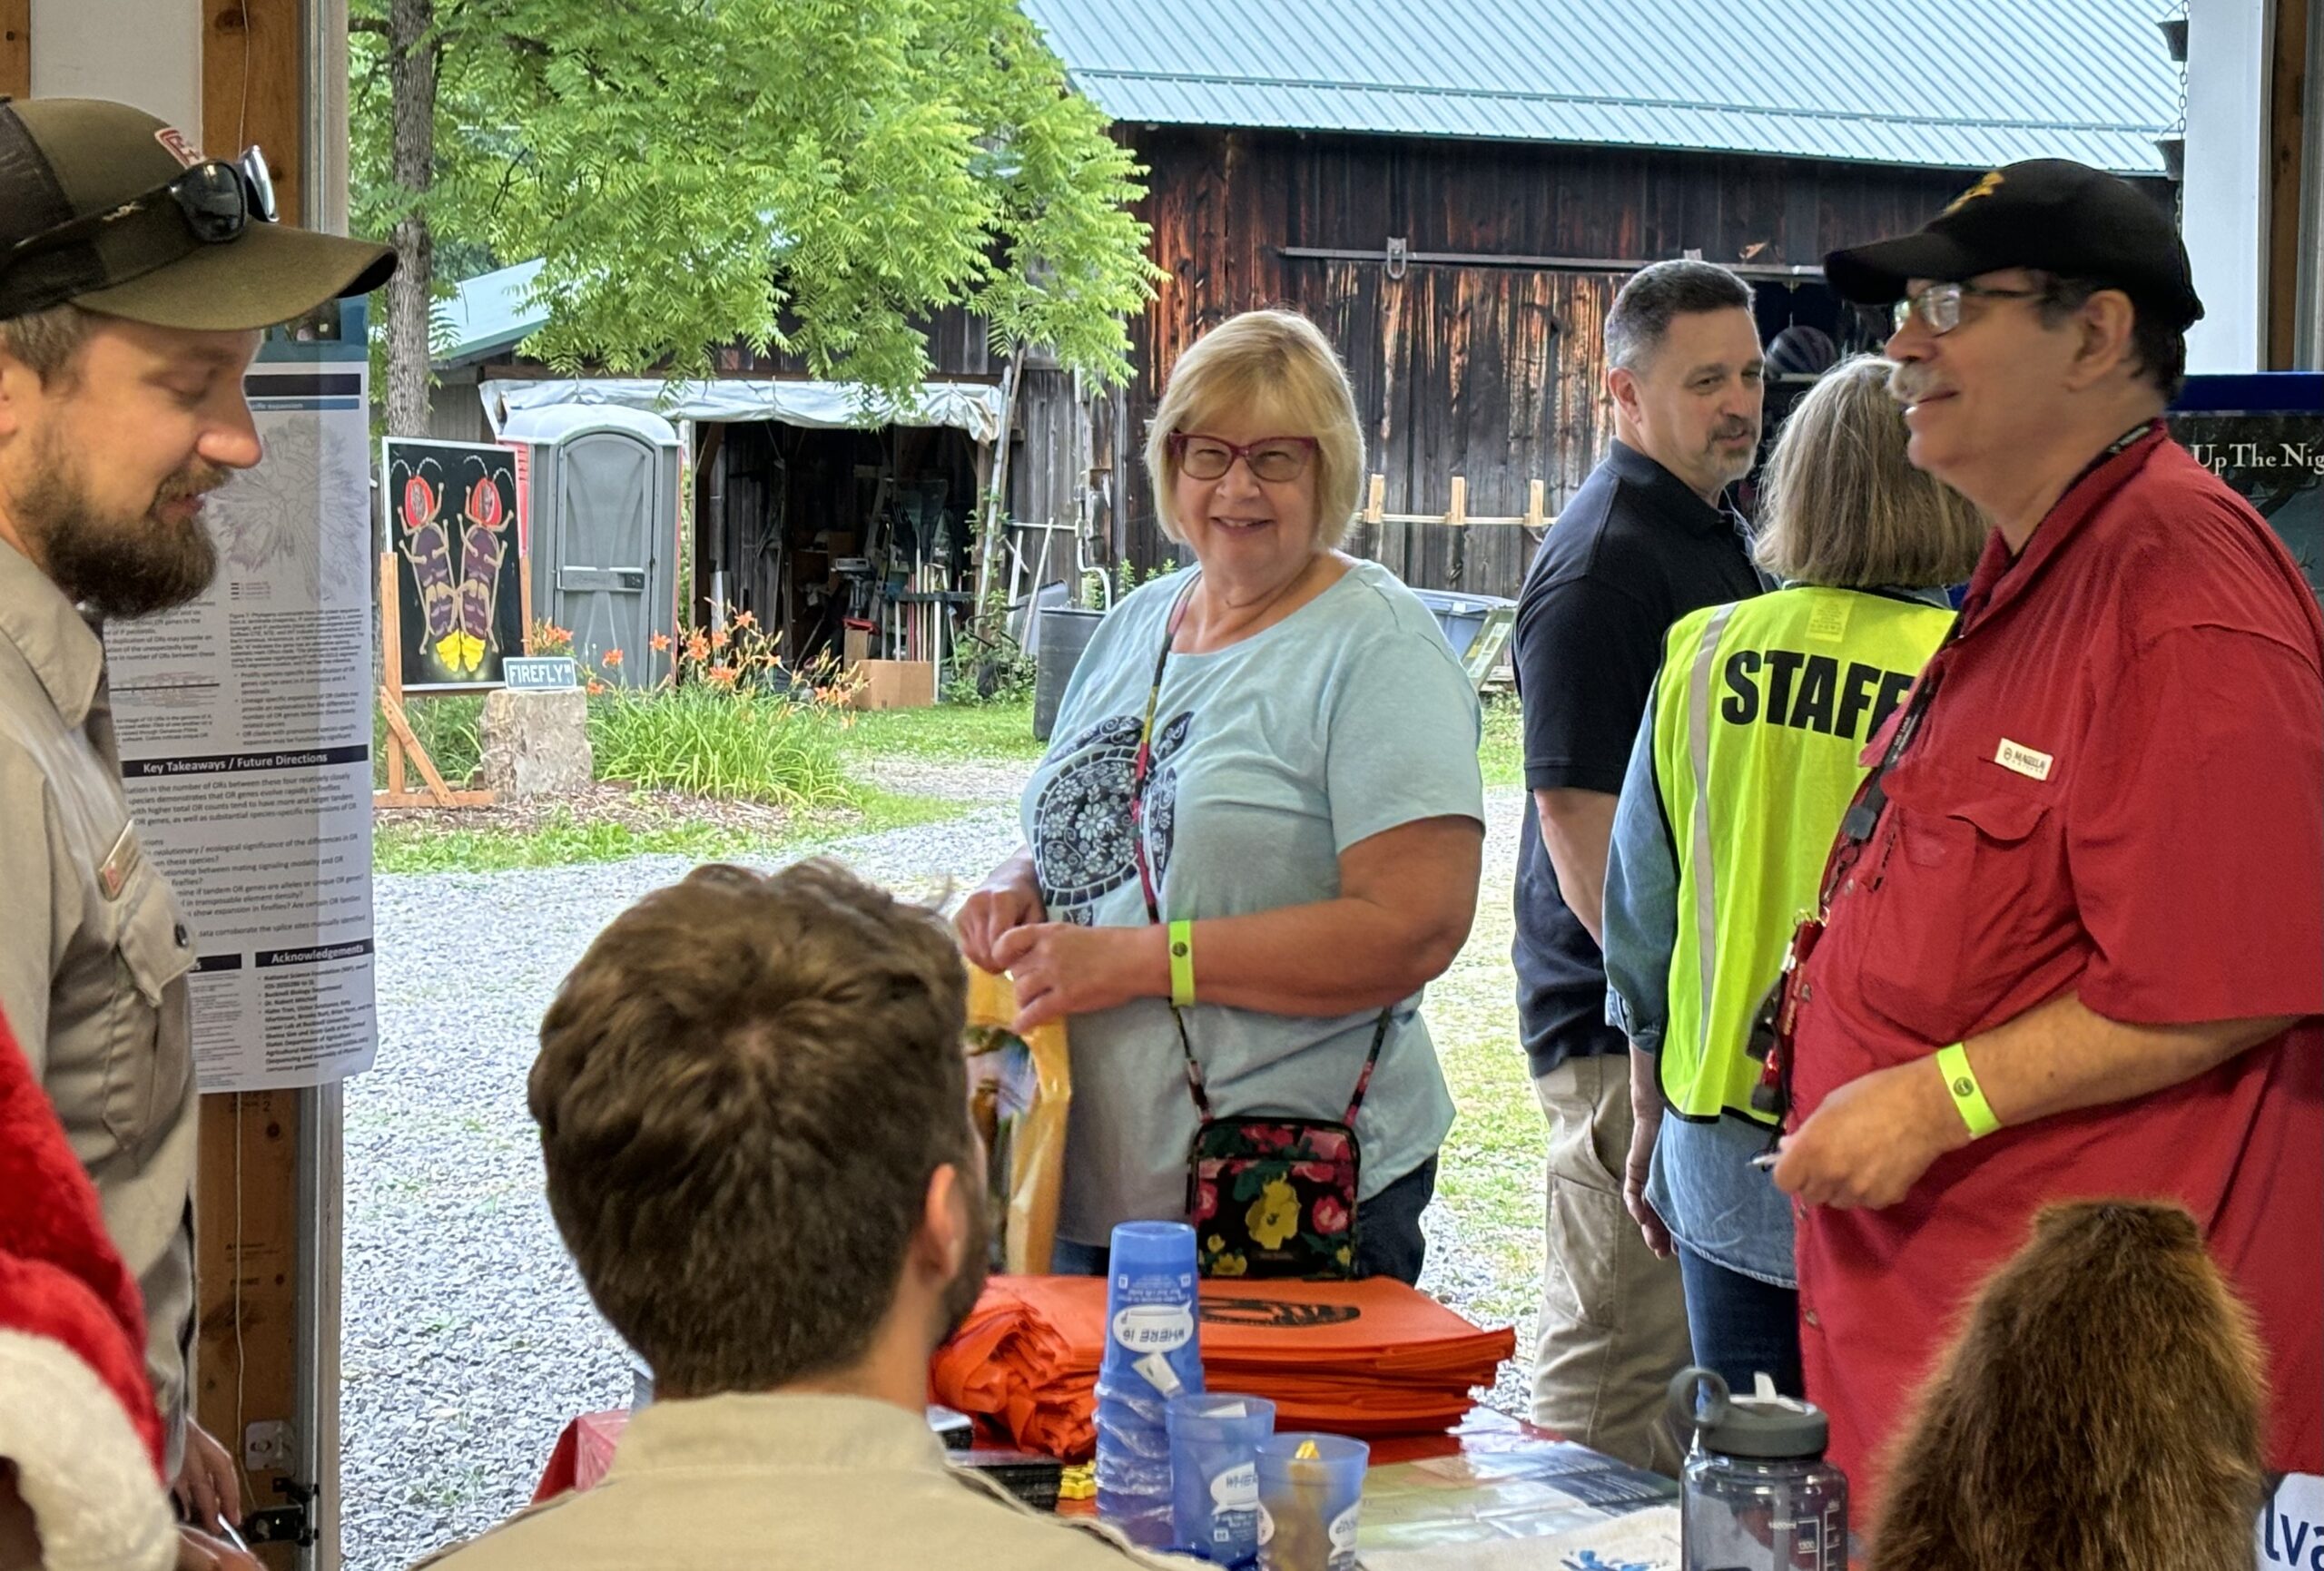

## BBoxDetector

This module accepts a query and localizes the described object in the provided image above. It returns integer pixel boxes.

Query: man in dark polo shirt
[1776,161,2323,1518]
[1512,259,1765,1472]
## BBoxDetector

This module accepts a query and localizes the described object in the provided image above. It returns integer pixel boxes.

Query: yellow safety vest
[1650,585,1954,1124]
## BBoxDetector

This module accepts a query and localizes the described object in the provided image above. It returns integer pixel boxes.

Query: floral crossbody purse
[1128,580,1388,1281]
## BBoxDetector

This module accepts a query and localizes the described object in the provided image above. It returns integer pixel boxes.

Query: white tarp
[480,376,1005,443]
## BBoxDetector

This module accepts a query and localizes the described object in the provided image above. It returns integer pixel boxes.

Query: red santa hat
[0,1008,175,1571]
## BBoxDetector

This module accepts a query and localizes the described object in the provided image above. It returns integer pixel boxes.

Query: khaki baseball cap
[0,97,396,330]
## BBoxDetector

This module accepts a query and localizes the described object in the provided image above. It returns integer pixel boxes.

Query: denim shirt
[1601,584,1951,1290]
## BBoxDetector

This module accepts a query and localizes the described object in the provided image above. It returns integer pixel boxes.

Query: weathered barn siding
[1118,127,1993,593]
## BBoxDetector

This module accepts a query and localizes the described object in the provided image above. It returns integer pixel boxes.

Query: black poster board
[379,437,525,690]
[2170,374,2324,601]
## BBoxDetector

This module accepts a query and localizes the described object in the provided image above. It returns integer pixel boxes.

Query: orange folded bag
[931,1275,1515,1460]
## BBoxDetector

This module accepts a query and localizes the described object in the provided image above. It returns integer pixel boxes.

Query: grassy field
[371,694,1036,875]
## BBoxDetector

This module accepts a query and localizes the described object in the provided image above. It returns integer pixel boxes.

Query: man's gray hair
[1605,260,1755,372]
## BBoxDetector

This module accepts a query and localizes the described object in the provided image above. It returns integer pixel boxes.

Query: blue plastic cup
[1169,1392,1276,1566]
[1256,1433,1368,1571]
[1101,1222,1203,1394]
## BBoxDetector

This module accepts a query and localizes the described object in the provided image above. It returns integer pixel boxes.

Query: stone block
[478,686,593,798]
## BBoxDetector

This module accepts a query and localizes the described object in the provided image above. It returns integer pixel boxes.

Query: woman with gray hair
[956,309,1484,1283]
[1600,354,1984,1390]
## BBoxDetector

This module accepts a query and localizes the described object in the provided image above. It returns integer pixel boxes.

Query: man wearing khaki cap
[0,96,394,1569]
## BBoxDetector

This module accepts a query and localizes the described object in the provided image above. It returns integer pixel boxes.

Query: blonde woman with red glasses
[956,309,1484,1284]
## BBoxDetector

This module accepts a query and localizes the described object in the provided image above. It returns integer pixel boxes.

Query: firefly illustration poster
[380,437,526,690]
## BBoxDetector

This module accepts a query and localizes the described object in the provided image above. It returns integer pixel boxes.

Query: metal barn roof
[1021,0,2183,174]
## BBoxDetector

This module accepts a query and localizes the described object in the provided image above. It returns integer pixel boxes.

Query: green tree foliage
[350,0,1157,425]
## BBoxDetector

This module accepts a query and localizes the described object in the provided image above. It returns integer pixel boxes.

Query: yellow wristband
[1935,1043,2000,1139]
[1167,920,1196,1008]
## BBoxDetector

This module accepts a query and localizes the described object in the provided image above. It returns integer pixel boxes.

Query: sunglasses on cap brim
[2,145,277,270]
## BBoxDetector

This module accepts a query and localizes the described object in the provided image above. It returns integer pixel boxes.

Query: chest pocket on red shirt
[1856,780,2051,1045]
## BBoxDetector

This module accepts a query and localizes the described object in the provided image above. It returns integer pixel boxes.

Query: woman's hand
[955,851,1046,973]
[1623,1103,1672,1259]
[990,924,1166,1033]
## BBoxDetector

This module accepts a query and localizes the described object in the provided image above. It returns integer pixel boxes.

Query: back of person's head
[1753,354,1987,589]
[529,859,973,1399]
[1603,259,1754,372]
[1870,1199,2268,1571]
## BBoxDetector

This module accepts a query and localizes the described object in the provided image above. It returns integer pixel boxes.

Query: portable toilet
[500,404,684,686]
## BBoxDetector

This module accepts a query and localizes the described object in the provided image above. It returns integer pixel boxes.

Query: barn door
[1281,259,1619,597]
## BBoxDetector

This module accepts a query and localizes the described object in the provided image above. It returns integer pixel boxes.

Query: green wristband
[1167,920,1196,1008]
[1935,1043,2000,1139]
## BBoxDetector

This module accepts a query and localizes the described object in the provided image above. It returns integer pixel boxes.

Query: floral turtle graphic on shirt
[1030,711,1192,920]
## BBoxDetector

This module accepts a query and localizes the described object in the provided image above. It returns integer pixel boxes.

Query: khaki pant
[1531,1055,1693,1476]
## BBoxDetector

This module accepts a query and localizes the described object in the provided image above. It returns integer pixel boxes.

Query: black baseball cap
[0,97,395,329]
[1824,159,2203,329]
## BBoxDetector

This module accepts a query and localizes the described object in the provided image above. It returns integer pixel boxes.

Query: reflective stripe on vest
[1651,586,1955,1124]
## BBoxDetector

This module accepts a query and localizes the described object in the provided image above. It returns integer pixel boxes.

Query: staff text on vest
[1719,650,1917,741]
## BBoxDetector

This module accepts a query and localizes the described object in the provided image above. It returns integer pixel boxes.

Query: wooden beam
[202,0,301,223]
[199,7,305,1558]
[196,1094,301,1569]
[2269,0,2310,369]
[0,1,28,103]
[379,692,459,807]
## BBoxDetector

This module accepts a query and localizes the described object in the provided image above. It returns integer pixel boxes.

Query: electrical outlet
[243,1419,295,1472]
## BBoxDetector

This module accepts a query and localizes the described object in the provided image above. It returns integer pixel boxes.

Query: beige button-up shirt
[413,1392,1196,1571]
[0,536,197,1477]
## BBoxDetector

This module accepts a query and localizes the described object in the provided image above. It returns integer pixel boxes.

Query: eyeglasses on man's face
[1891,279,2045,336]
[1168,432,1318,483]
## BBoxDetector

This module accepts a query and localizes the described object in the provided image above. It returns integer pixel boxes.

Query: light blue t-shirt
[1022,559,1485,1246]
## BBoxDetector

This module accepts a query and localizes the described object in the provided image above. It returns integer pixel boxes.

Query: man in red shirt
[1771,160,2324,1516]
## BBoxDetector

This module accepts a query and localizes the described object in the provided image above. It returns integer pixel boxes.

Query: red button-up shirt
[1789,427,2324,1516]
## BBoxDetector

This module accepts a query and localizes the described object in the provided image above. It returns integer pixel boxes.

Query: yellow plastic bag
[964,967,1071,1275]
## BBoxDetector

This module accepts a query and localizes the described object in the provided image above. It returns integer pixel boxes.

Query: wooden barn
[1023,0,2184,596]
[434,0,2181,654]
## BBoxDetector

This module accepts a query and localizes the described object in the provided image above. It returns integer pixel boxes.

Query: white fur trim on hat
[0,1327,173,1571]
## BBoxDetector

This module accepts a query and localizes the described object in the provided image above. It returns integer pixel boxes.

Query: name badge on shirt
[1994,738,2054,782]
[98,823,141,900]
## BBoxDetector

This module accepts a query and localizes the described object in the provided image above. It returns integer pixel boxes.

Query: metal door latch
[243,1478,318,1548]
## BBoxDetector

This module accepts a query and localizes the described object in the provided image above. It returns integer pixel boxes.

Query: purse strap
[1128,577,1391,1128]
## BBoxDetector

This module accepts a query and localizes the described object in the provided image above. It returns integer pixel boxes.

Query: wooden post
[203,0,300,221]
[517,547,535,654]
[0,1,28,101]
[1525,479,1546,529]
[1447,476,1468,527]
[200,7,305,1557]
[380,554,406,797]
[1364,473,1386,525]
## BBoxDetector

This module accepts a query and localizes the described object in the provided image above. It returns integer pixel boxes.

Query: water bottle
[1669,1367,1848,1571]
[1096,1222,1205,1546]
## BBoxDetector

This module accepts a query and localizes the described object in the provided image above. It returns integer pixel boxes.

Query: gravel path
[342,776,1540,1569]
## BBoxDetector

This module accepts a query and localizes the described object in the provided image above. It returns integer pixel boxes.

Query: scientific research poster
[103,337,378,1092]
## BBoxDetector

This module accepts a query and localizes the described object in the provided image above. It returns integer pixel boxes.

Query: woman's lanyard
[1128,579,1216,1115]
[1124,574,1393,1127]
[1129,578,1199,925]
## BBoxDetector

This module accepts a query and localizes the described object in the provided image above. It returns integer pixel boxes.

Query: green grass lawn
[838,700,1049,765]
[373,699,1042,875]
[1479,694,1522,789]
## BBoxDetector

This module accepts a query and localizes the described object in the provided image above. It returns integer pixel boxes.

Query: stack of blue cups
[1095,1221,1206,1546]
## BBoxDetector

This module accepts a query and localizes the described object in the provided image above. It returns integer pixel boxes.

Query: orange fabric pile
[931,1276,1516,1461]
